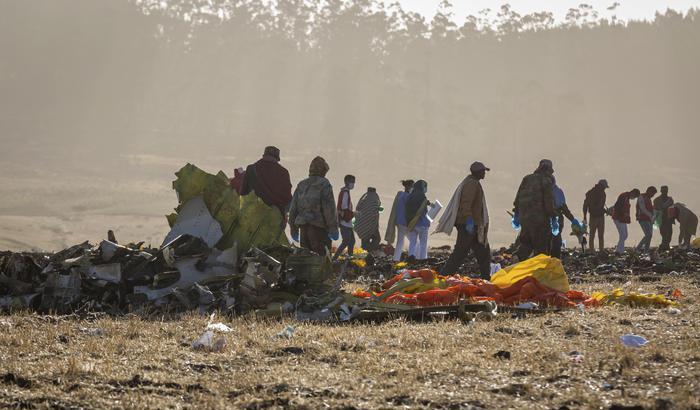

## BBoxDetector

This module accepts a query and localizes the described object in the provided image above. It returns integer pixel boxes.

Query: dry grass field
[0,276,698,409]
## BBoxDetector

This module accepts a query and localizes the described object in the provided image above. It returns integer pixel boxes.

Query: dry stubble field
[0,276,698,410]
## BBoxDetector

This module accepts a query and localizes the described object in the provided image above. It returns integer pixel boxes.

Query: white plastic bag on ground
[192,330,226,352]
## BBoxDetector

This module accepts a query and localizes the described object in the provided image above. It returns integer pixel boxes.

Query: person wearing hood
[669,203,698,248]
[653,185,675,251]
[288,156,339,255]
[405,180,431,260]
[438,162,492,279]
[240,146,293,217]
[385,180,414,261]
[551,176,582,258]
[636,186,657,252]
[354,187,382,252]
[611,188,641,255]
[333,175,356,260]
[513,159,556,261]
[583,179,609,253]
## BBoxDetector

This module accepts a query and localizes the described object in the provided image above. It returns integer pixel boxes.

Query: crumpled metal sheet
[168,163,288,253]
[162,196,224,249]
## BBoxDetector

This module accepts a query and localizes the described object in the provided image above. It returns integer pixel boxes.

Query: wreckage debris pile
[0,164,340,315]
[0,163,693,317]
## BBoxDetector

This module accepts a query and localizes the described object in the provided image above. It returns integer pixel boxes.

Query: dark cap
[263,146,280,161]
[470,161,490,173]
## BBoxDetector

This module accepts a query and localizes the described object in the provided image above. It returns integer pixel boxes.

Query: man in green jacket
[513,159,556,261]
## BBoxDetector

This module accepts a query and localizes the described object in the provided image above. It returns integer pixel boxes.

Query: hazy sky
[398,0,700,22]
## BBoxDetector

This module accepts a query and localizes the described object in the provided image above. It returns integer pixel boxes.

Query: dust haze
[1,1,698,251]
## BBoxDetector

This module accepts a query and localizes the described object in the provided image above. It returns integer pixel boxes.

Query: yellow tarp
[490,254,570,293]
[589,288,676,307]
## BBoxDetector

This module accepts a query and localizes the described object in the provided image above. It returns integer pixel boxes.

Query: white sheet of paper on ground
[161,196,223,248]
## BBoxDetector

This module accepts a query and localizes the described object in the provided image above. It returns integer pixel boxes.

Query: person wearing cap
[240,146,293,217]
[583,179,609,253]
[436,162,491,278]
[513,159,556,261]
[288,156,339,255]
[636,186,657,252]
[611,188,641,255]
[653,186,675,251]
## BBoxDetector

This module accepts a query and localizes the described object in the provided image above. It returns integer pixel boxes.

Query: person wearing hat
[583,179,609,253]
[513,159,556,261]
[436,161,491,278]
[653,185,675,251]
[240,146,293,217]
[288,156,339,255]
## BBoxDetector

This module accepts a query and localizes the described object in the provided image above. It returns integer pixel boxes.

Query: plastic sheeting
[490,254,570,293]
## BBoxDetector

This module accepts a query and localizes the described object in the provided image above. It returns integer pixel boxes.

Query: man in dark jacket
[241,146,293,217]
[513,159,556,261]
[653,186,674,251]
[583,179,608,253]
[288,156,339,255]
[611,189,640,255]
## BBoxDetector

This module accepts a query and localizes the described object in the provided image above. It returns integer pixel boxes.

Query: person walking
[669,203,697,248]
[354,187,382,252]
[385,180,414,261]
[288,156,339,255]
[653,186,675,251]
[333,175,356,260]
[241,146,293,217]
[636,186,657,252]
[583,179,608,252]
[405,180,431,260]
[513,159,556,261]
[611,189,641,255]
[551,177,582,258]
[436,162,492,279]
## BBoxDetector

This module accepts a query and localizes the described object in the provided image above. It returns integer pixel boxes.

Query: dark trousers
[361,230,380,252]
[333,226,356,259]
[300,225,330,256]
[440,225,491,279]
[551,234,563,258]
[659,221,673,250]
[517,221,552,261]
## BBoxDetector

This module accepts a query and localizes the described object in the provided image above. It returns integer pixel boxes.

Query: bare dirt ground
[0,276,697,409]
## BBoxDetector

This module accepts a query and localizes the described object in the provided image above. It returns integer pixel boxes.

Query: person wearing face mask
[333,175,356,260]
[513,159,557,261]
[436,162,492,279]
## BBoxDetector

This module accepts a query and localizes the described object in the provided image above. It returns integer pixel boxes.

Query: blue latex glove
[550,217,560,237]
[511,213,521,231]
[291,231,300,242]
[572,218,582,229]
[328,231,340,241]
[465,217,475,234]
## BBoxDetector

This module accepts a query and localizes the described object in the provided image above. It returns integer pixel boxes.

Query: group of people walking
[232,147,698,277]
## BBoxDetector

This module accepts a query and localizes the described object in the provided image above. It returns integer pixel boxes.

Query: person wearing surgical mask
[333,175,356,260]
